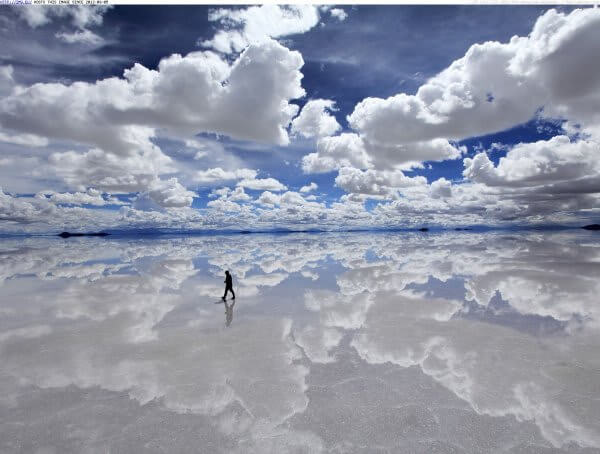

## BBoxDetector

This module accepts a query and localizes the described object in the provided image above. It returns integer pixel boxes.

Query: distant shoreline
[0,224,598,239]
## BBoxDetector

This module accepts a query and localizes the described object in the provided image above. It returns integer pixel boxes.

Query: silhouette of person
[222,270,235,301]
[224,300,235,327]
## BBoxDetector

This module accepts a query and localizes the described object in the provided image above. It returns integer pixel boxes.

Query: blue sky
[0,4,599,232]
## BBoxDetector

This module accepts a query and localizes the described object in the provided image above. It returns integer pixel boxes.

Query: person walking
[222,270,235,301]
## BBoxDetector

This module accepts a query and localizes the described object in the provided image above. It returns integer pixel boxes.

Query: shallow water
[1,231,599,453]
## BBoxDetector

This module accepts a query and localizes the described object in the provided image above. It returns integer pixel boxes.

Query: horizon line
[1,223,599,238]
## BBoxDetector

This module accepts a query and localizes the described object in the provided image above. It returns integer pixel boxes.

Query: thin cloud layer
[14,5,111,45]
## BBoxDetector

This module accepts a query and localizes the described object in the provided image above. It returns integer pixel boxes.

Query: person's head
[225,270,230,275]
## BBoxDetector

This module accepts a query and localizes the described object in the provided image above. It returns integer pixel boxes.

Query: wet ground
[1,231,599,453]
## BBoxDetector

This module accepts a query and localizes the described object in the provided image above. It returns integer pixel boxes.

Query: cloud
[13,5,53,28]
[237,177,287,192]
[0,39,305,202]
[329,8,348,21]
[14,5,111,46]
[369,181,503,226]
[347,8,600,147]
[429,177,452,199]
[5,7,600,231]
[143,178,197,208]
[280,191,314,206]
[55,29,104,45]
[302,133,372,173]
[299,182,318,193]
[0,188,54,224]
[48,142,172,194]
[458,134,600,220]
[291,99,341,139]
[463,135,599,189]
[296,7,600,222]
[118,206,209,230]
[208,187,230,199]
[14,5,111,29]
[256,191,281,206]
[200,5,320,54]
[205,186,252,211]
[367,139,465,170]
[228,186,252,202]
[294,8,600,226]
[0,187,120,232]
[194,168,258,185]
[1,39,304,147]
[36,188,126,206]
[252,191,326,217]
[302,133,463,173]
[0,65,14,97]
[0,131,48,148]
[206,199,244,213]
[335,167,427,197]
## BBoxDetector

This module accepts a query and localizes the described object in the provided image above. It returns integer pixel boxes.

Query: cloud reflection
[0,231,599,451]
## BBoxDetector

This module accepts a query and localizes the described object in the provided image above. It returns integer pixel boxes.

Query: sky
[0,3,599,233]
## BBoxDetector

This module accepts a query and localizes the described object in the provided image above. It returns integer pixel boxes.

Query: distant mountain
[582,224,600,231]
[58,232,110,238]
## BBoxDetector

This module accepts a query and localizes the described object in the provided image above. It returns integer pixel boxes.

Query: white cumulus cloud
[329,8,348,21]
[0,39,305,200]
[347,8,600,149]
[195,168,258,185]
[36,188,126,207]
[300,182,318,193]
[291,99,341,139]
[335,167,427,197]
[200,5,320,54]
[237,177,288,192]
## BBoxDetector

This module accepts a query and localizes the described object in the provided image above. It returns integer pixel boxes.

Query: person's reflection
[224,299,235,327]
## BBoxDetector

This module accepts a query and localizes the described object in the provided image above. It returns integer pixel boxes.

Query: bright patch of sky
[1,4,599,233]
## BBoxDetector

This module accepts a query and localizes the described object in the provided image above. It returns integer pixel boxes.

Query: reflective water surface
[1,231,600,453]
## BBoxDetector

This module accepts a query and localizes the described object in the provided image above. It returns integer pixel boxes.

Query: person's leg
[231,287,235,299]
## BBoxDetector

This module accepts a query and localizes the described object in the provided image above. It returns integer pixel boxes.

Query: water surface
[1,231,599,453]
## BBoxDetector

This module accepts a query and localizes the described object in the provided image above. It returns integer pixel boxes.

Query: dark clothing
[223,273,235,299]
[223,285,235,299]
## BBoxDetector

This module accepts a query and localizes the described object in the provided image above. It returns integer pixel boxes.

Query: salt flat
[0,231,599,453]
